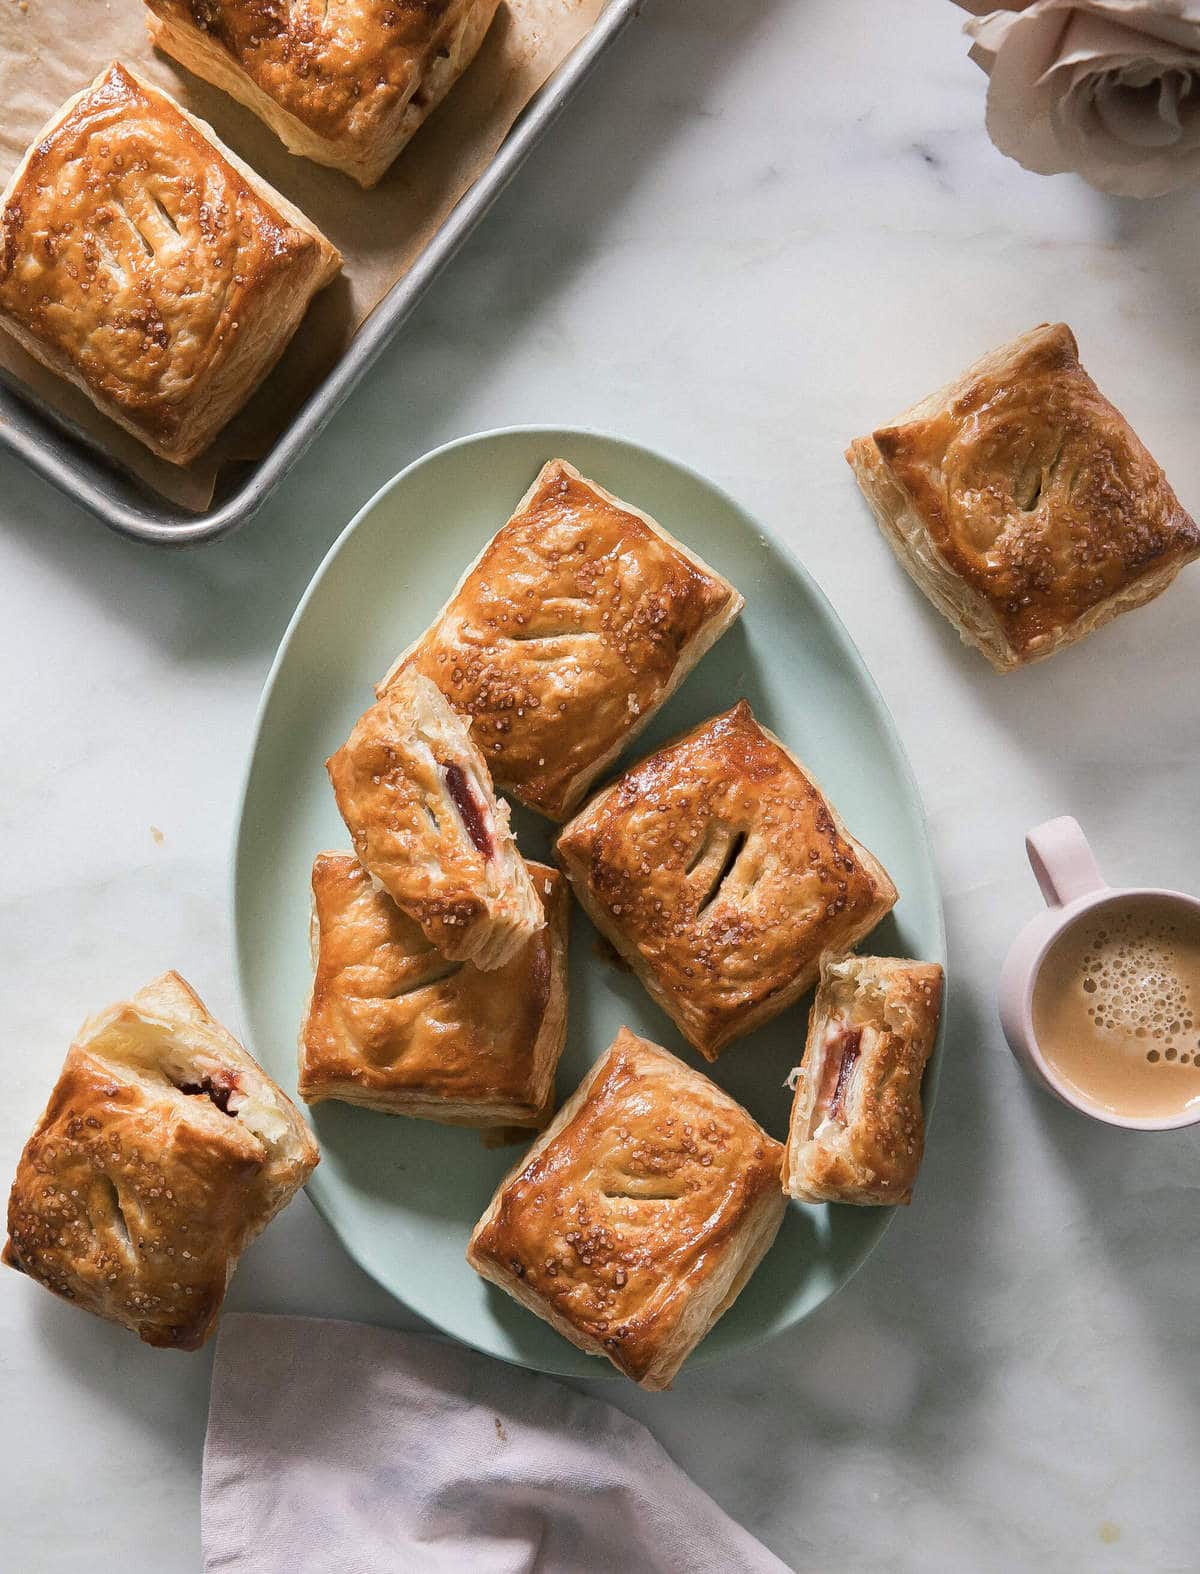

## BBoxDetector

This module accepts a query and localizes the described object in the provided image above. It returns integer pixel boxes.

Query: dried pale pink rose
[953,0,1200,196]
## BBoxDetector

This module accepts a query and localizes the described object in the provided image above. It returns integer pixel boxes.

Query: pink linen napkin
[202,1314,788,1573]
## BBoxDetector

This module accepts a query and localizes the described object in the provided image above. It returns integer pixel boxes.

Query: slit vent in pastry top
[846,323,1200,671]
[556,701,898,1060]
[326,669,544,970]
[0,62,341,467]
[467,1028,787,1390]
[143,0,503,188]
[784,953,943,1207]
[3,972,318,1350]
[299,852,569,1128]
[377,459,745,822]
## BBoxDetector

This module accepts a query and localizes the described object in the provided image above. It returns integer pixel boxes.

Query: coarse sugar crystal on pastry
[0,61,341,466]
[556,701,898,1059]
[144,0,502,187]
[846,323,1200,671]
[467,1027,787,1390]
[783,952,943,1206]
[377,458,745,821]
[300,852,568,1128]
[3,972,318,1350]
[326,669,543,970]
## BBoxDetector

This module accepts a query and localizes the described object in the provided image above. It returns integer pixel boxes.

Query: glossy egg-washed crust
[556,702,898,1060]
[300,854,568,1126]
[847,323,1200,671]
[326,670,543,970]
[4,972,318,1349]
[784,954,942,1206]
[144,0,501,186]
[0,62,340,466]
[380,460,744,822]
[467,1028,786,1390]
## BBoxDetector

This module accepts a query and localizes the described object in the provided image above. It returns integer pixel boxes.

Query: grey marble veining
[2,2,1199,1570]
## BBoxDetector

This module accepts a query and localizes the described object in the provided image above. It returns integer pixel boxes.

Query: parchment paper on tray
[0,0,607,512]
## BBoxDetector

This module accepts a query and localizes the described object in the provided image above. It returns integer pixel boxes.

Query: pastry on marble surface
[3,972,318,1350]
[467,1027,786,1390]
[784,953,942,1206]
[299,852,568,1127]
[144,0,501,188]
[847,323,1200,672]
[327,669,543,970]
[378,459,744,822]
[0,61,341,467]
[555,701,898,1060]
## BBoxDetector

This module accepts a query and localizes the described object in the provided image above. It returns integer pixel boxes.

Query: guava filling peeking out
[176,1071,240,1116]
[816,1026,862,1125]
[443,762,494,860]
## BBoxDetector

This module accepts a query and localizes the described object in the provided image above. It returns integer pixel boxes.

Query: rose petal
[1059,71,1200,191]
[979,10,1083,175]
[1092,67,1196,145]
[965,11,1028,72]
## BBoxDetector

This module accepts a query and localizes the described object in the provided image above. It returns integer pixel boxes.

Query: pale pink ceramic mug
[999,815,1200,1130]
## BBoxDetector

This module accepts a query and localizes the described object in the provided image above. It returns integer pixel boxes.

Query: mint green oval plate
[233,427,945,1381]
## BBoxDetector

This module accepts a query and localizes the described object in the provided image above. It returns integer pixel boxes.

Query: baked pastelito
[144,0,501,187]
[0,61,340,466]
[378,459,744,821]
[784,953,942,1206]
[326,670,543,971]
[556,701,898,1059]
[467,1028,786,1390]
[300,853,568,1128]
[847,323,1200,671]
[4,972,318,1349]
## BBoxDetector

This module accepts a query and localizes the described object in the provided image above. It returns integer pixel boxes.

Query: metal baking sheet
[0,0,641,548]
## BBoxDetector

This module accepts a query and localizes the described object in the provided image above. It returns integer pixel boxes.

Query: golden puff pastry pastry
[299,852,568,1127]
[847,323,1200,671]
[784,953,942,1207]
[0,62,341,467]
[3,972,318,1350]
[556,702,898,1060]
[467,1027,786,1390]
[378,460,744,822]
[144,0,501,187]
[327,669,543,970]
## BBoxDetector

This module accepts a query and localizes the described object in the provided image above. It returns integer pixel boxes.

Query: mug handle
[1025,816,1107,908]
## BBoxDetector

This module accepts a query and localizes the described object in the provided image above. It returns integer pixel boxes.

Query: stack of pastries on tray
[0,1,504,465]
[298,457,945,1388]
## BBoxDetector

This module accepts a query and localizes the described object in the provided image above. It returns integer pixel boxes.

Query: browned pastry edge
[4,971,318,1348]
[556,702,897,1059]
[378,459,745,821]
[144,0,502,187]
[0,62,340,466]
[298,854,569,1128]
[846,323,1200,670]
[326,670,543,970]
[467,1027,787,1389]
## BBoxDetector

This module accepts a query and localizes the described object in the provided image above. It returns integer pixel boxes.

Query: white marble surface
[2,2,1199,1570]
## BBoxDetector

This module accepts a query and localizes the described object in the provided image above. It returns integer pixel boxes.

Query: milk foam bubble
[1078,912,1198,1064]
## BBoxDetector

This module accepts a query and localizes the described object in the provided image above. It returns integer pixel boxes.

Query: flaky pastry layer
[784,953,942,1206]
[556,701,897,1058]
[4,972,318,1349]
[847,323,1200,671]
[468,1028,786,1389]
